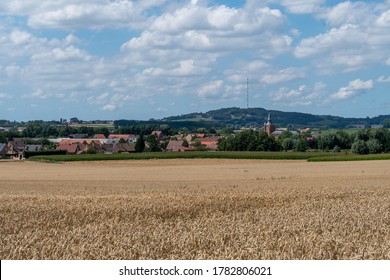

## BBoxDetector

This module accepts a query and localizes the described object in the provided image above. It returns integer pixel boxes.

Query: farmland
[1,159,390,259]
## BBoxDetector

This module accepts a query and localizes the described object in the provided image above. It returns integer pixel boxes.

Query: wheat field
[1,159,390,259]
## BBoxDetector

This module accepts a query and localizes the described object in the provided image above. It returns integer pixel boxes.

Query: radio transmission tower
[246,77,249,109]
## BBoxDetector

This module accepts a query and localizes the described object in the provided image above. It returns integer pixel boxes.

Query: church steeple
[264,112,276,136]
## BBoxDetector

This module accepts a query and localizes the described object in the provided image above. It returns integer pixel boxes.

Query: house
[192,136,220,151]
[165,140,195,152]
[25,145,43,152]
[108,134,138,143]
[0,143,7,158]
[5,141,25,159]
[94,134,107,139]
[151,131,164,140]
[112,143,136,153]
[56,143,83,154]
[166,140,184,152]
[69,133,88,139]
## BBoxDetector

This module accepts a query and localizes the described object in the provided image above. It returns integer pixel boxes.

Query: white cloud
[330,79,374,100]
[269,82,326,106]
[277,0,325,14]
[377,75,390,83]
[196,80,243,103]
[142,60,210,77]
[294,2,390,72]
[198,80,224,99]
[28,1,144,30]
[0,93,11,99]
[318,1,373,27]
[101,104,116,111]
[294,24,362,58]
[0,0,164,30]
[261,67,306,84]
[225,60,270,83]
[122,2,290,58]
[376,9,390,27]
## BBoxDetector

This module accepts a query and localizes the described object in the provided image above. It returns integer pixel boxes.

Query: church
[264,113,276,136]
[264,112,299,137]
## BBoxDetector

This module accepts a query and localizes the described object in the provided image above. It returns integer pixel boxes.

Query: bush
[366,139,382,154]
[86,147,97,154]
[351,140,368,155]
[332,145,341,153]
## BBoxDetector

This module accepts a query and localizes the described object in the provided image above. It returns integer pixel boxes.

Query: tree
[372,128,390,152]
[135,135,145,153]
[366,139,382,154]
[193,140,207,151]
[86,147,97,154]
[332,145,341,153]
[351,140,368,154]
[145,134,160,152]
[282,138,294,151]
[119,138,127,143]
[354,128,371,142]
[293,138,308,152]
[70,117,80,123]
[382,119,390,128]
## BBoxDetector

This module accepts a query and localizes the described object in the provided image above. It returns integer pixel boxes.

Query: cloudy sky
[0,0,389,121]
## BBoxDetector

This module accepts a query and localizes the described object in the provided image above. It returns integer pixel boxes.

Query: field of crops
[1,159,390,259]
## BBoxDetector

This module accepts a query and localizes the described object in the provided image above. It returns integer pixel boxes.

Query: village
[0,130,224,160]
[2,112,389,160]
[0,113,315,160]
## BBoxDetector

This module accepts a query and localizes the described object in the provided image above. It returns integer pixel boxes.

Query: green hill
[160,107,388,129]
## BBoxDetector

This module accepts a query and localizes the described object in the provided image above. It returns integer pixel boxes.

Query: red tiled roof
[94,134,106,139]
[108,134,135,139]
[166,140,184,152]
[57,143,80,154]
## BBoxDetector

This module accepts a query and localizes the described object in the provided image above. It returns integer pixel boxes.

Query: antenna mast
[246,77,249,109]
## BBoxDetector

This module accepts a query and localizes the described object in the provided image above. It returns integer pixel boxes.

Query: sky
[0,0,389,121]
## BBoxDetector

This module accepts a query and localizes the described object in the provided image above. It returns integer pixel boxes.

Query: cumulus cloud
[198,80,224,100]
[101,104,116,111]
[294,2,390,72]
[28,1,145,30]
[318,1,374,27]
[122,2,291,58]
[330,79,374,100]
[0,0,164,30]
[376,9,390,27]
[377,75,390,83]
[276,0,325,14]
[261,67,306,84]
[142,60,210,77]
[269,82,326,106]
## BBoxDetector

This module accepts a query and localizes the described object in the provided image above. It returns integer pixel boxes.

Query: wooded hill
[159,107,390,129]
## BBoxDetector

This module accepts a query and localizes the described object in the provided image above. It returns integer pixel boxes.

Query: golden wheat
[1,159,390,259]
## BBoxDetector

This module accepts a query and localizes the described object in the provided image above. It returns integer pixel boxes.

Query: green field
[28,151,364,162]
[28,151,390,162]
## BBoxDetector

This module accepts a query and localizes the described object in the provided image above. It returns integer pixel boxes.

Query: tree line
[217,128,390,154]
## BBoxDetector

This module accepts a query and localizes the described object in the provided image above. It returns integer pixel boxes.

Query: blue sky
[0,0,389,121]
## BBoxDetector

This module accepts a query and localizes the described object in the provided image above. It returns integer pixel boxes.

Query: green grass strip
[29,151,338,162]
[308,154,390,162]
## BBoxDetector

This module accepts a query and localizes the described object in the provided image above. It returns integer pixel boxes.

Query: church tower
[264,112,276,136]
